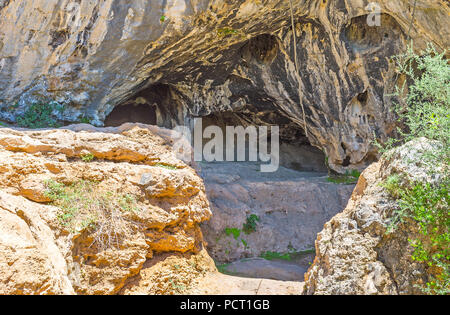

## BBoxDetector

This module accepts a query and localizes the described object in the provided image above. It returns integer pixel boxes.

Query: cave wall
[0,0,448,172]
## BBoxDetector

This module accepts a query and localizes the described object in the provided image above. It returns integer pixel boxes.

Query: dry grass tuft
[44,179,140,250]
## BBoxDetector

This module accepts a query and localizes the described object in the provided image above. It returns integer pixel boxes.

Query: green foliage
[215,262,231,274]
[242,214,260,234]
[224,227,248,249]
[381,174,402,199]
[154,163,178,170]
[327,170,361,184]
[79,116,92,124]
[223,214,260,249]
[160,15,166,23]
[260,251,292,261]
[81,152,95,163]
[377,43,450,294]
[225,227,241,240]
[260,248,316,262]
[382,177,449,294]
[16,101,64,129]
[378,44,449,161]
[394,44,449,146]
[217,28,238,37]
[117,193,139,212]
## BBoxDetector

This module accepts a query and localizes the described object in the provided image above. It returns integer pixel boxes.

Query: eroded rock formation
[0,1,448,172]
[303,138,446,295]
[0,124,215,294]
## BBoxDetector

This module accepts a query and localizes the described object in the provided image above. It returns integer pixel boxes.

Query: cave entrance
[104,83,184,128]
[104,103,157,127]
[199,111,327,173]
[106,84,327,173]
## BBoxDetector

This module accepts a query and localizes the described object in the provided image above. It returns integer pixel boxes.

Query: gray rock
[0,1,448,171]
[222,258,308,282]
[199,161,354,262]
[139,173,153,186]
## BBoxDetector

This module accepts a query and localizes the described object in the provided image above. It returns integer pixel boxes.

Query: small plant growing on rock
[327,170,361,184]
[224,227,249,249]
[154,163,178,170]
[382,176,449,294]
[225,227,241,240]
[79,115,92,124]
[16,101,64,129]
[44,179,140,249]
[260,251,292,261]
[217,27,239,37]
[80,152,95,163]
[222,215,261,252]
[242,214,260,234]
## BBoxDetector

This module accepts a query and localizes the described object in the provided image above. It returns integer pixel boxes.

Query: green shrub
[242,214,260,234]
[16,101,64,129]
[224,227,249,248]
[225,227,241,240]
[382,177,449,294]
[379,43,449,294]
[395,45,449,147]
[81,152,95,163]
[223,214,260,250]
[378,43,449,161]
[79,116,92,124]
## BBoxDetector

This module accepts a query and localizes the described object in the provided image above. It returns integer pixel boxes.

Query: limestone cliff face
[0,1,449,172]
[0,124,215,295]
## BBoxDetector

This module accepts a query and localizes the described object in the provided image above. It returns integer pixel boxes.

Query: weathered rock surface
[0,192,74,294]
[0,1,448,172]
[0,124,215,295]
[199,161,354,262]
[221,258,308,282]
[190,272,303,295]
[303,138,445,295]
